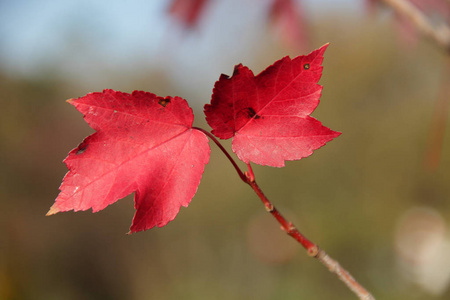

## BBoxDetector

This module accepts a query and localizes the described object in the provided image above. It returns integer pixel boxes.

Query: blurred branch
[380,0,450,52]
[423,56,450,171]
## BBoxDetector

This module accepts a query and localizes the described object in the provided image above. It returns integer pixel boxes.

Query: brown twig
[194,126,375,299]
[380,0,450,52]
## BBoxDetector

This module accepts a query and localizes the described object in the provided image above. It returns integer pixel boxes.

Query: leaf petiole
[192,126,247,183]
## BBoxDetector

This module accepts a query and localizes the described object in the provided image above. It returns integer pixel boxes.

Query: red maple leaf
[204,44,340,167]
[48,89,210,233]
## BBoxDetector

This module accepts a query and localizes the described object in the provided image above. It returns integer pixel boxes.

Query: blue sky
[0,0,363,91]
[0,1,166,75]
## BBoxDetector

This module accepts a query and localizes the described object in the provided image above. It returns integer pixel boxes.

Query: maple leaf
[48,89,210,233]
[204,44,340,167]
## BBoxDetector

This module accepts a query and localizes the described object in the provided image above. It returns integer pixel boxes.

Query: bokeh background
[1,0,450,299]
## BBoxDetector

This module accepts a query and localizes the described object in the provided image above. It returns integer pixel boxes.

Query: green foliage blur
[1,17,450,300]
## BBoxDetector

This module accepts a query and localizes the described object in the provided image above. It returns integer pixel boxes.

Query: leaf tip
[233,63,244,76]
[66,98,76,104]
[319,43,330,53]
[46,205,60,216]
[332,130,342,139]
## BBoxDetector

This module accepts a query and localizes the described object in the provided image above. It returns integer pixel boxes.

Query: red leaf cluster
[50,46,339,232]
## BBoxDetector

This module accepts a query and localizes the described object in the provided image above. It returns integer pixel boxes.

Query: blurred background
[1,0,450,299]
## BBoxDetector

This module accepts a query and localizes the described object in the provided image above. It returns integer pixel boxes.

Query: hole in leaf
[303,63,310,70]
[247,107,261,119]
[158,98,170,107]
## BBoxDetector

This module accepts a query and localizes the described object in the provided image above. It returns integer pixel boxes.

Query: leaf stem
[245,165,317,254]
[194,126,375,299]
[192,127,247,183]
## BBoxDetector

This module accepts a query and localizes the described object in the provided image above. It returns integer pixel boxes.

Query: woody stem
[193,126,375,299]
[244,163,375,300]
[244,163,317,253]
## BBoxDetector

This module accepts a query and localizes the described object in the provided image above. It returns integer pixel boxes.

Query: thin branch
[245,164,375,300]
[315,248,376,300]
[246,170,316,253]
[194,127,376,299]
[375,0,450,166]
[380,0,450,52]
